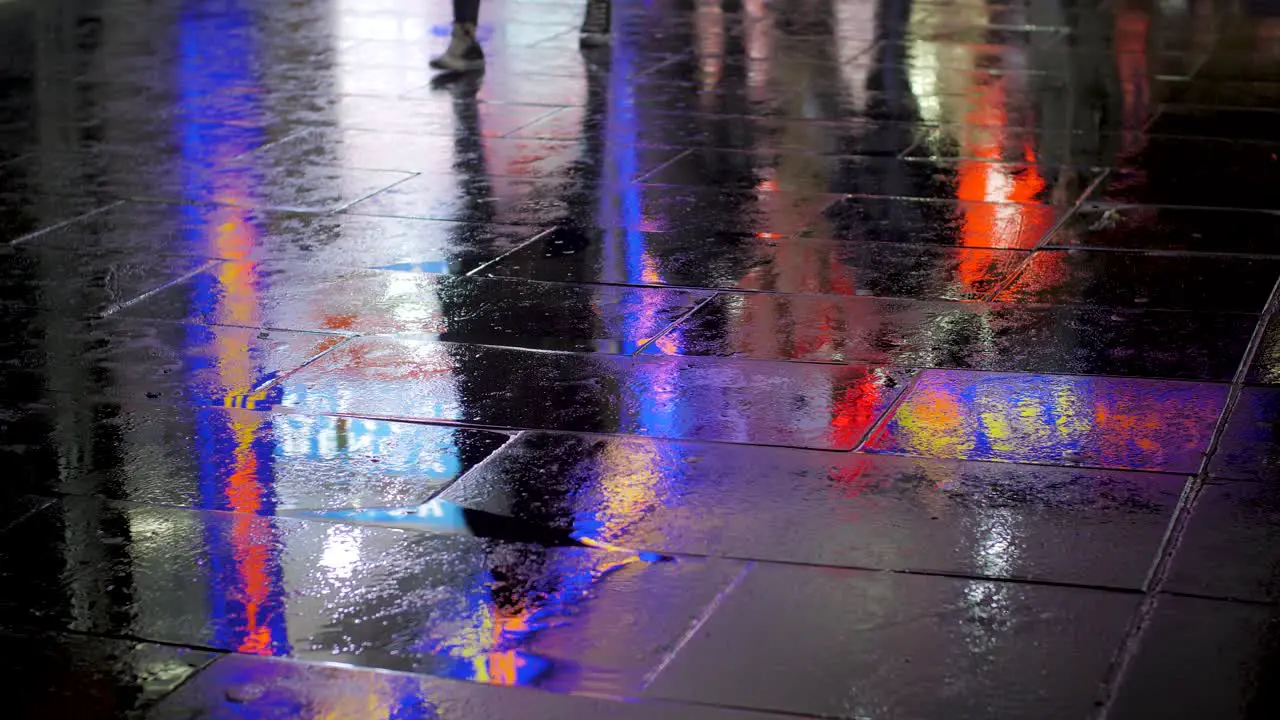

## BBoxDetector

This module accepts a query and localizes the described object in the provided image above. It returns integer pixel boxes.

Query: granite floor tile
[0,497,742,696]
[0,317,344,407]
[1211,387,1280,481]
[648,153,1092,204]
[347,178,839,236]
[637,293,1254,380]
[1166,481,1280,603]
[0,400,509,510]
[644,562,1140,719]
[440,432,1184,588]
[1087,137,1280,210]
[800,195,1063,249]
[0,631,217,720]
[123,264,711,354]
[149,653,799,720]
[0,243,212,316]
[1247,313,1280,385]
[992,250,1280,312]
[25,200,549,273]
[1046,203,1280,256]
[865,369,1229,472]
[481,226,1029,301]
[1110,595,1280,720]
[278,336,907,450]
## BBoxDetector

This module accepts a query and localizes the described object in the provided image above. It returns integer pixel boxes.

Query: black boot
[579,0,611,48]
[430,23,485,72]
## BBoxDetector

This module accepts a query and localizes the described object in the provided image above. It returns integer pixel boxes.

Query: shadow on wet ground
[3,0,1280,717]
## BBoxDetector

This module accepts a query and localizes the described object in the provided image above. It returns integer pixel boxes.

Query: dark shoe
[579,0,611,47]
[431,23,485,72]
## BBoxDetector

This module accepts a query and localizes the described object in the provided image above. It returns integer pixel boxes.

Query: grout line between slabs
[424,430,528,503]
[260,398,1219,477]
[148,648,226,709]
[498,106,565,139]
[634,147,693,182]
[250,334,361,399]
[40,483,1172,600]
[631,293,721,356]
[464,227,558,277]
[9,200,124,246]
[980,169,1112,303]
[896,132,924,158]
[100,259,224,317]
[1094,271,1280,719]
[640,561,755,691]
[853,370,925,453]
[328,171,423,215]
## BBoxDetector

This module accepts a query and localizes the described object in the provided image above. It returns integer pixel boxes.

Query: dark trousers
[454,0,480,24]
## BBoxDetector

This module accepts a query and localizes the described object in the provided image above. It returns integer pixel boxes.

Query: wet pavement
[3,0,1280,717]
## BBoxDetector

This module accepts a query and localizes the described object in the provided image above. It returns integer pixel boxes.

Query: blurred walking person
[431,0,612,72]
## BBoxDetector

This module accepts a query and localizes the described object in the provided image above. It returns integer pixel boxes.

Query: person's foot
[430,23,485,72]
[579,0,611,47]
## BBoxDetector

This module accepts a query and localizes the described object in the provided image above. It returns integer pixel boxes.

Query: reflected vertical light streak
[422,22,675,687]
[595,8,677,552]
[1116,9,1150,153]
[178,0,287,656]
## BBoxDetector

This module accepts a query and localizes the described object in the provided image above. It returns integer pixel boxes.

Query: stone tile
[636,129,915,174]
[0,401,508,510]
[347,177,839,236]
[28,201,547,273]
[1110,595,1280,720]
[1246,313,1280,385]
[865,369,1229,473]
[342,175,581,226]
[0,147,417,212]
[905,124,1134,167]
[178,161,418,214]
[441,432,1184,588]
[0,631,216,720]
[0,317,343,407]
[647,152,1092,203]
[279,337,908,450]
[1161,80,1280,110]
[483,226,1029,301]
[0,497,741,696]
[1211,387,1280,481]
[281,93,557,136]
[1147,107,1280,142]
[428,71,596,106]
[506,107,602,142]
[624,74,809,120]
[1047,204,1280,256]
[151,653,797,719]
[992,250,1280,312]
[1166,481,1280,603]
[644,563,1139,718]
[0,194,107,244]
[0,495,53,533]
[246,129,683,179]
[124,265,711,354]
[1087,137,1280,210]
[512,110,911,156]
[637,293,1254,380]
[800,195,1063,249]
[0,242,211,316]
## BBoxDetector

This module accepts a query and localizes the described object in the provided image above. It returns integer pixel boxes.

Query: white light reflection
[318,523,364,580]
[695,0,726,100]
[834,0,876,114]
